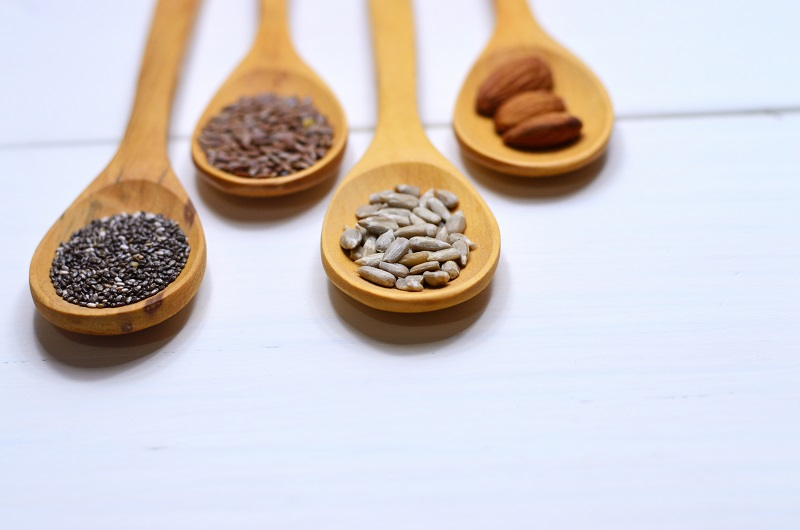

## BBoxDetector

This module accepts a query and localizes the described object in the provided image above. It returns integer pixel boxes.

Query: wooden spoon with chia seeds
[191,0,348,197]
[452,0,614,176]
[29,0,207,335]
[320,0,500,313]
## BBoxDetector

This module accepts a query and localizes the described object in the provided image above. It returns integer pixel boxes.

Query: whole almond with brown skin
[493,90,566,133]
[502,112,582,149]
[476,55,553,116]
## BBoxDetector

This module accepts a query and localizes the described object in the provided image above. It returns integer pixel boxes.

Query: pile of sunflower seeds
[339,185,477,291]
[198,93,333,178]
[50,211,190,308]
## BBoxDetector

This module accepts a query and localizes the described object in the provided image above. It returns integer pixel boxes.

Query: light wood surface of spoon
[191,0,348,197]
[453,0,614,177]
[320,0,500,313]
[29,0,206,336]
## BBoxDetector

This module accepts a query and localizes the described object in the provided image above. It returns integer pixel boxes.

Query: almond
[493,90,566,133]
[476,55,553,116]
[502,112,582,149]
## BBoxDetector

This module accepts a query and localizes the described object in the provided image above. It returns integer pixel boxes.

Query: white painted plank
[1,113,798,528]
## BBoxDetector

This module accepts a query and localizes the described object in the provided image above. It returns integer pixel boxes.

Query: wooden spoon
[29,0,206,336]
[452,0,614,177]
[191,0,348,197]
[320,0,500,313]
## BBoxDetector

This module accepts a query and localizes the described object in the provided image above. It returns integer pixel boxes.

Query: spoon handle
[364,0,430,161]
[251,0,298,62]
[109,0,200,181]
[490,0,548,47]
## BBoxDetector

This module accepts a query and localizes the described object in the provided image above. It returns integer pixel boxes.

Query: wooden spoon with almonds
[452,0,613,176]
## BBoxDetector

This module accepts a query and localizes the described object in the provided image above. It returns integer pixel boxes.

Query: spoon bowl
[29,0,206,335]
[191,0,348,197]
[320,0,500,313]
[321,161,500,313]
[453,0,613,177]
[30,181,205,335]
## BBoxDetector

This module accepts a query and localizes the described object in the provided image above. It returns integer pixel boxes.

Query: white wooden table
[1,1,798,528]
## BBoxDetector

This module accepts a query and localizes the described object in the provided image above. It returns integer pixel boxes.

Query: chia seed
[49,211,190,308]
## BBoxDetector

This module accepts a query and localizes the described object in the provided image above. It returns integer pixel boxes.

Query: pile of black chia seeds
[50,211,190,308]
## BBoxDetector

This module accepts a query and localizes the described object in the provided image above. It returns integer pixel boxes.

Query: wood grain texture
[28,0,206,335]
[320,0,500,313]
[190,0,348,197]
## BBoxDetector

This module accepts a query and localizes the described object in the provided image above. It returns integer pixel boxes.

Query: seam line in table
[1,107,798,152]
